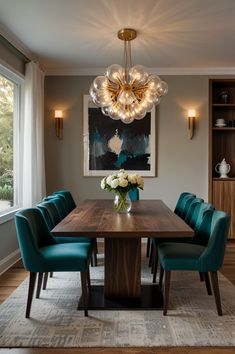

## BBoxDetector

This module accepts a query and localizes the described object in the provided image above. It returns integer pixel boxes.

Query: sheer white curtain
[19,61,46,207]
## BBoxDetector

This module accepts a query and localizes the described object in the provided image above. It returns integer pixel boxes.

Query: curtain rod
[0,34,31,63]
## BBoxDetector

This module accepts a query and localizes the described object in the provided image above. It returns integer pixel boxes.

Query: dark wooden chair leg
[94,249,98,266]
[163,270,171,316]
[87,266,91,291]
[159,264,164,289]
[148,242,153,268]
[91,250,97,267]
[36,272,43,298]
[90,239,98,267]
[151,247,155,274]
[80,271,88,316]
[94,239,98,266]
[152,250,158,283]
[210,271,222,316]
[94,238,98,254]
[42,272,48,290]
[204,272,212,295]
[146,238,150,257]
[49,272,53,278]
[26,272,37,318]
[199,272,204,282]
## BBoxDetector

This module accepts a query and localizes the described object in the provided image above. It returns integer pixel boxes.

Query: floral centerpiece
[101,169,144,213]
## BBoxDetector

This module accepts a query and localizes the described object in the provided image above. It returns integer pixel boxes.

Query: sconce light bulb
[55,110,63,118]
[188,109,196,118]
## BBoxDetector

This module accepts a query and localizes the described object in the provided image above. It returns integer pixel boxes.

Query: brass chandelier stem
[123,40,133,83]
[119,28,136,83]
[123,41,128,82]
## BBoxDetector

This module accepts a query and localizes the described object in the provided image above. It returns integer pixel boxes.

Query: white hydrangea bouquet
[101,169,144,213]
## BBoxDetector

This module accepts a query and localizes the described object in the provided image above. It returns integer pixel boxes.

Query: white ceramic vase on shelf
[215,158,231,178]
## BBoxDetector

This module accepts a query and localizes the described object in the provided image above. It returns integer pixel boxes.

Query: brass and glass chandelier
[89,28,168,124]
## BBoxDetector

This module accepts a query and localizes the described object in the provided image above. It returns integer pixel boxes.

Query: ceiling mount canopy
[89,28,168,124]
[117,28,137,41]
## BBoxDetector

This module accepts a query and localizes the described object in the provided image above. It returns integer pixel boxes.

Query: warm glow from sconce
[54,110,63,139]
[188,109,196,118]
[54,110,63,119]
[188,109,196,140]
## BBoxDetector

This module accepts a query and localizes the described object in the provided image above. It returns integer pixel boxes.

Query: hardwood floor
[0,242,235,354]
[0,349,234,354]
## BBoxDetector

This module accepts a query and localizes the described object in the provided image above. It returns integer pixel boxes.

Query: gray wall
[44,75,209,209]
[0,220,19,260]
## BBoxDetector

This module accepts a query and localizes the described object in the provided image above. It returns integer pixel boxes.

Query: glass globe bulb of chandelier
[118,88,136,105]
[129,65,149,86]
[106,64,124,84]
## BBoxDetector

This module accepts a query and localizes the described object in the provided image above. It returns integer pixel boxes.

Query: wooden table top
[52,199,194,238]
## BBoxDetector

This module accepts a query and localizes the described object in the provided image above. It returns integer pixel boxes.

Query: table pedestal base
[77,285,163,310]
[104,238,141,298]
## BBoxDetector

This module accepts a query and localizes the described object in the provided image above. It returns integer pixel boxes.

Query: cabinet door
[212,180,235,238]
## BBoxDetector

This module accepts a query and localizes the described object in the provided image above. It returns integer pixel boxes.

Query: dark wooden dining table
[52,199,193,310]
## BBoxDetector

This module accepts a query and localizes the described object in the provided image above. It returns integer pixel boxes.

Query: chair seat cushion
[152,237,192,248]
[158,242,206,271]
[41,242,91,272]
[54,236,92,244]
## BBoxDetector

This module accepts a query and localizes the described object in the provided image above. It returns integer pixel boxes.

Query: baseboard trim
[0,249,21,275]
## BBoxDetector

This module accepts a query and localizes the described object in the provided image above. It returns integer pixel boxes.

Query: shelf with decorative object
[212,104,235,108]
[212,127,235,131]
[209,79,235,238]
[213,177,235,181]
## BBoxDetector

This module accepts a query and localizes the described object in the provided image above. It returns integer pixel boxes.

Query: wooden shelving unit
[209,79,235,238]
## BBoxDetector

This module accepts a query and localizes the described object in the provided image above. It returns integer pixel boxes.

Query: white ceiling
[0,0,235,75]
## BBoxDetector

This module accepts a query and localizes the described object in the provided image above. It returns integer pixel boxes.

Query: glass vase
[114,192,132,213]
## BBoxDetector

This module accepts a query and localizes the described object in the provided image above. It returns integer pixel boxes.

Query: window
[0,64,23,216]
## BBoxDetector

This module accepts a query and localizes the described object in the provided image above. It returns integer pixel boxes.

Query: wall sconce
[188,109,196,140]
[54,110,63,140]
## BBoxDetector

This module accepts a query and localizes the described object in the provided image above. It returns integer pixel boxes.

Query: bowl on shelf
[214,123,226,127]
[215,118,226,127]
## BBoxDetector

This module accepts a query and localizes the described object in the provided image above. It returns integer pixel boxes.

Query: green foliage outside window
[0,75,14,206]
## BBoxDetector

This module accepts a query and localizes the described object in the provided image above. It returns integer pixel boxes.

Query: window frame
[0,62,24,223]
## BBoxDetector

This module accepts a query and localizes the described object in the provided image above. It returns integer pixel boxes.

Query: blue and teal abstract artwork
[87,106,156,176]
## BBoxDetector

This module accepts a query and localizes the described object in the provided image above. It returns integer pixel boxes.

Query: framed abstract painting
[83,95,156,176]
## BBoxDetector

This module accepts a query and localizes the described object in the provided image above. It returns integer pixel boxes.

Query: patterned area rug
[0,256,235,347]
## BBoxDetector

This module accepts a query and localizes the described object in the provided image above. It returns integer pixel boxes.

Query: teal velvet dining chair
[15,208,92,318]
[184,198,204,225]
[174,192,196,216]
[43,195,69,218]
[37,200,91,245]
[53,189,76,212]
[152,200,214,283]
[43,196,98,266]
[158,209,230,316]
[179,195,197,220]
[47,192,98,266]
[152,198,205,283]
[128,187,139,202]
[128,187,152,259]
[37,200,94,288]
[128,187,152,258]
[149,193,197,268]
[189,202,214,232]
